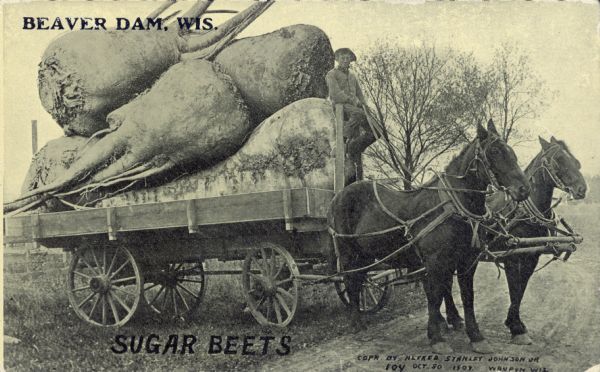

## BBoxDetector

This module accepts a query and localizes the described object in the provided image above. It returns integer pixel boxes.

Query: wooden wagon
[3,105,398,328]
[3,105,583,328]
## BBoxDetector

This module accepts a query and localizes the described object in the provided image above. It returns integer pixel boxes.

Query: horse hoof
[471,340,493,354]
[511,333,533,345]
[431,341,453,354]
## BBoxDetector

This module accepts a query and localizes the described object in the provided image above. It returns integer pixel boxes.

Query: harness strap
[334,205,456,275]
[373,181,407,225]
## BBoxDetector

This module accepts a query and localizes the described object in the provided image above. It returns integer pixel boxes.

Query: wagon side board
[4,188,334,247]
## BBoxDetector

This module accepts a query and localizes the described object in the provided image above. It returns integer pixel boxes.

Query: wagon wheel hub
[89,275,111,294]
[263,279,277,296]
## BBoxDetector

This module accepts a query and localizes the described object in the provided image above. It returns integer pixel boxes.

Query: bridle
[530,144,575,196]
[470,137,503,192]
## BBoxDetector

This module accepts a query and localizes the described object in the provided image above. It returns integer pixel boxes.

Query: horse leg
[443,280,464,330]
[457,257,492,354]
[346,271,367,333]
[504,255,539,345]
[423,265,453,354]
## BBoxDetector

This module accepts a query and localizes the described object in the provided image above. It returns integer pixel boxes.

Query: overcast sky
[2,0,599,200]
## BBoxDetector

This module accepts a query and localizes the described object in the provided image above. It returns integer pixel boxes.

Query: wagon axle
[89,275,112,294]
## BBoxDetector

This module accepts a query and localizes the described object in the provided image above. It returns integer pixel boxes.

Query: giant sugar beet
[37,2,271,137]
[6,59,252,212]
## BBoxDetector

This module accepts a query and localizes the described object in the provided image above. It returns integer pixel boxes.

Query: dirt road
[260,211,600,372]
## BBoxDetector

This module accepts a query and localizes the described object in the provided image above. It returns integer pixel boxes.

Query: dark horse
[440,136,586,345]
[328,120,530,354]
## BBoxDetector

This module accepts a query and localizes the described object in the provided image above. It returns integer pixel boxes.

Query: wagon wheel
[242,243,300,327]
[335,271,392,314]
[67,246,142,327]
[142,262,206,320]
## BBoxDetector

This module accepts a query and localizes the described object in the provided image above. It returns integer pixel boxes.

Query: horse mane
[524,152,544,175]
[555,139,581,168]
[444,137,476,175]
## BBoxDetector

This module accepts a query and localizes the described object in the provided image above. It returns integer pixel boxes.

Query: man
[325,48,377,180]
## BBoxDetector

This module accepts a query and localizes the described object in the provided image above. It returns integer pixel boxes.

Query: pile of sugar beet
[5,1,346,214]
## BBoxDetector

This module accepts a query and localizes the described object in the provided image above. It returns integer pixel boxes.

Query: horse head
[537,136,586,199]
[472,119,530,202]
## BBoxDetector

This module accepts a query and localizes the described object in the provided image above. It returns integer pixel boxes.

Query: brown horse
[328,120,530,354]
[441,136,586,345]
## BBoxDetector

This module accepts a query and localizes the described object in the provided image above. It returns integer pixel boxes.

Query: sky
[2,0,599,200]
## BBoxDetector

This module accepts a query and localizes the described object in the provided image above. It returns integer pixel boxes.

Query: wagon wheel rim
[335,272,392,313]
[67,246,142,327]
[242,243,299,327]
[143,262,206,320]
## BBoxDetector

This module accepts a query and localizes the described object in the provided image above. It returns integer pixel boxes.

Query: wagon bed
[4,187,334,245]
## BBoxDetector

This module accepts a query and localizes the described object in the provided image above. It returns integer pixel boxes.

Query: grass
[6,204,594,371]
[3,258,426,371]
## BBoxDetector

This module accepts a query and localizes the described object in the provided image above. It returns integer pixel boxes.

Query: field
[3,203,598,371]
[3,253,425,371]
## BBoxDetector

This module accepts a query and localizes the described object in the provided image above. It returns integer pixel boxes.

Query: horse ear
[539,136,551,150]
[477,122,488,140]
[550,136,558,144]
[487,119,500,137]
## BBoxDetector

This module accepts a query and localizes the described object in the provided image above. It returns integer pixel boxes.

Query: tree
[355,42,492,189]
[483,43,551,144]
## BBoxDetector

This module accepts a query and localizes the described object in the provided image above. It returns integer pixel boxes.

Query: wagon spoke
[366,287,379,305]
[175,286,191,312]
[272,259,284,280]
[249,272,267,284]
[172,288,179,316]
[77,292,97,309]
[92,249,101,273]
[110,289,132,313]
[106,247,120,275]
[179,278,204,284]
[102,247,107,275]
[112,285,134,298]
[276,287,295,302]
[143,282,160,291]
[148,286,166,306]
[107,292,120,324]
[88,294,101,319]
[272,297,283,324]
[161,288,170,312]
[101,295,107,326]
[265,297,272,322]
[173,263,184,272]
[177,283,200,300]
[276,277,293,286]
[260,248,270,276]
[111,276,136,284]
[79,255,100,276]
[251,257,267,274]
[275,293,292,317]
[71,285,91,293]
[73,270,92,279]
[110,260,130,279]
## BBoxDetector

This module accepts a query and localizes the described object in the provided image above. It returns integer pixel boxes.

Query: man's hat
[334,48,357,61]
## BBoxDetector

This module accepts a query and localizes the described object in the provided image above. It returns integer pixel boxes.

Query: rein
[328,137,504,275]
